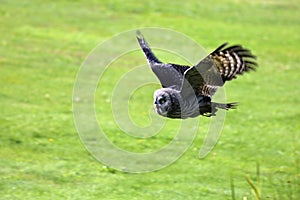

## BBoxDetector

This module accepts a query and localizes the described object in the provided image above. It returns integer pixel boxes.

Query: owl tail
[213,102,238,110]
[200,102,238,117]
[136,30,162,64]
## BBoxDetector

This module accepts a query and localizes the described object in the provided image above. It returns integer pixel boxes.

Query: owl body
[136,31,257,119]
[153,88,200,119]
[153,88,229,119]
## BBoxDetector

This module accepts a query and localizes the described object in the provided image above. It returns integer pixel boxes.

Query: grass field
[1,0,299,199]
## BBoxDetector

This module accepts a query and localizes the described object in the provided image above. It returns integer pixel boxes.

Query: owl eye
[158,97,166,104]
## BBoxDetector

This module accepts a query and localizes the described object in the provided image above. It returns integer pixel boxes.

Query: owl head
[153,88,177,117]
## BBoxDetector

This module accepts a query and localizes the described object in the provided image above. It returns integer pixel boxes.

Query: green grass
[1,0,299,199]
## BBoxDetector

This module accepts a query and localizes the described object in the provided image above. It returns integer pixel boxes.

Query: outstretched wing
[136,30,190,89]
[180,43,257,97]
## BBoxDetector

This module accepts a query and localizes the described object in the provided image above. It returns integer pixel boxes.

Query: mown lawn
[0,0,299,199]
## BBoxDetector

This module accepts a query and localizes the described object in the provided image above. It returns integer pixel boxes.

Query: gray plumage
[136,30,257,119]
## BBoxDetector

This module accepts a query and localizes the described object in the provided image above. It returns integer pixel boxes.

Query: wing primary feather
[136,30,162,64]
[211,42,229,54]
[210,43,258,82]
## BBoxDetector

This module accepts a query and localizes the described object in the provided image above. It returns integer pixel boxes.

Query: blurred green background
[0,0,299,199]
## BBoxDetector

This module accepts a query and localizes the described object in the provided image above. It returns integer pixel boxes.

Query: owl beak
[154,99,158,104]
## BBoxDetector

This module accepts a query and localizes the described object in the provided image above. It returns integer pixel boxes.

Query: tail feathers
[201,102,238,117]
[213,102,238,110]
[136,30,161,64]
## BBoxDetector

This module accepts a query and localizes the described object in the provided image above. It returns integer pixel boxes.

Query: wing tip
[212,42,229,54]
[215,43,259,70]
[136,30,144,40]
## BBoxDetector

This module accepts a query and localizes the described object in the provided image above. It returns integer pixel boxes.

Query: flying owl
[136,31,257,119]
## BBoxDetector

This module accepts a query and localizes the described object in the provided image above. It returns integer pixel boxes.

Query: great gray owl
[136,31,257,119]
